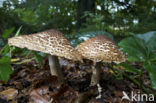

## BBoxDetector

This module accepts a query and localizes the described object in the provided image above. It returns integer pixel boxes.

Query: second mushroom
[76,35,127,97]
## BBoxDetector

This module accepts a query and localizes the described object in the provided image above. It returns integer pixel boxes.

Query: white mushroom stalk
[8,29,82,83]
[48,55,63,82]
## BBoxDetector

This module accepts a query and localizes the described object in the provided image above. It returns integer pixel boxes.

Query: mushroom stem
[90,62,102,98]
[90,62,101,86]
[48,55,64,83]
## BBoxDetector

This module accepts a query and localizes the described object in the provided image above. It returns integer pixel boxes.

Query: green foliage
[7,0,77,33]
[0,56,13,82]
[119,32,156,90]
[0,27,15,48]
[119,63,141,74]
[80,12,105,31]
[0,27,22,82]
[14,26,22,36]
[1,26,22,55]
[137,31,156,50]
[0,0,156,35]
[119,36,149,62]
[2,27,15,39]
[0,44,10,56]
[33,51,43,64]
[144,62,156,90]
[119,32,156,62]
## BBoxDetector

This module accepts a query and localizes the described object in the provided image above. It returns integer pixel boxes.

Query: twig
[11,58,35,64]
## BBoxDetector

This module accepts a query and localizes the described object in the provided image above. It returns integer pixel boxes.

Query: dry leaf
[0,88,18,101]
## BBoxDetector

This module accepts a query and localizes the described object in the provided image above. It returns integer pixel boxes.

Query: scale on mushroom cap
[8,29,82,83]
[76,35,127,98]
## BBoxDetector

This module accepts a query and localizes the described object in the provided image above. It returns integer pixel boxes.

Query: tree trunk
[77,0,96,31]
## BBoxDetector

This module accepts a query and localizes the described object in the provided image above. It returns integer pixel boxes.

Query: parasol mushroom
[8,29,82,83]
[76,35,127,98]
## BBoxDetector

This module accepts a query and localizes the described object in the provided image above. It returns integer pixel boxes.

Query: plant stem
[11,58,35,64]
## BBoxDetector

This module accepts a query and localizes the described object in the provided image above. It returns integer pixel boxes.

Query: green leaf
[0,57,13,82]
[137,32,156,50]
[118,36,153,62]
[1,27,22,56]
[33,51,43,64]
[144,62,156,90]
[2,44,10,56]
[0,44,10,56]
[15,26,22,36]
[118,63,141,74]
[2,27,15,39]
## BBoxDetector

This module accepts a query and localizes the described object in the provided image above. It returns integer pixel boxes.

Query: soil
[0,58,154,103]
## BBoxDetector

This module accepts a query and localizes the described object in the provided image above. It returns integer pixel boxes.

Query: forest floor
[0,58,154,103]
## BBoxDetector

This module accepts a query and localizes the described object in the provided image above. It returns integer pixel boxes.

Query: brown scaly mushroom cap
[76,35,127,64]
[8,29,82,61]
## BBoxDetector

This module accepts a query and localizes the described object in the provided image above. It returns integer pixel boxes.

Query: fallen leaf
[114,91,123,97]
[29,86,51,103]
[52,84,78,103]
[0,88,18,101]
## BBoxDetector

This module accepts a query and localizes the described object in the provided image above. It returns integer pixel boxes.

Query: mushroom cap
[8,29,82,61]
[76,35,127,63]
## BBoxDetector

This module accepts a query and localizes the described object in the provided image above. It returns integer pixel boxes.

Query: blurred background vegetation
[0,0,156,93]
[0,0,156,39]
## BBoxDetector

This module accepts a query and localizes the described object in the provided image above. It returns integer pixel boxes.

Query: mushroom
[76,35,127,97]
[8,29,82,83]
